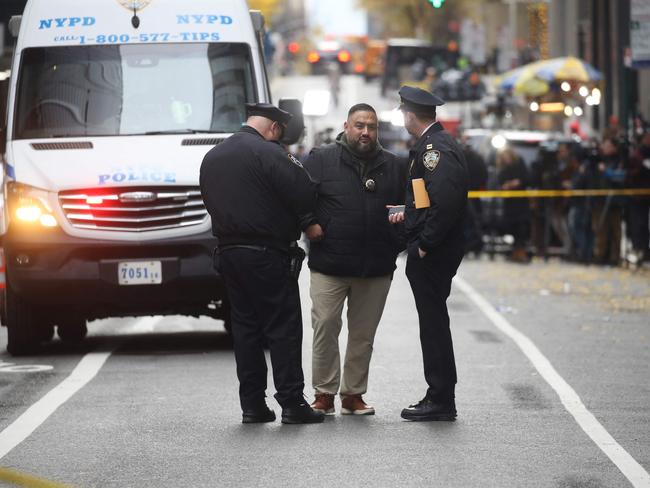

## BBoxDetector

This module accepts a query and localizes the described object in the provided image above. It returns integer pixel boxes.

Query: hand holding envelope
[387,205,405,224]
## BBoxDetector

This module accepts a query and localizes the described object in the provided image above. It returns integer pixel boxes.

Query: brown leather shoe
[341,394,375,415]
[311,392,335,415]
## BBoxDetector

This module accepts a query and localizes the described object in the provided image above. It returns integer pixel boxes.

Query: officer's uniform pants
[310,271,392,397]
[405,244,462,401]
[220,247,305,410]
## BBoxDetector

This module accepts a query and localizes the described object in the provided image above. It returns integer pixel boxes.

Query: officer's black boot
[281,400,325,424]
[400,395,457,421]
[242,404,276,424]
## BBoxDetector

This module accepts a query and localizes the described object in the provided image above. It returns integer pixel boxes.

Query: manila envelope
[412,178,430,209]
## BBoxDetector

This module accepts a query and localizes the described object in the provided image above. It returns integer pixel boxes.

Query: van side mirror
[249,10,264,34]
[279,98,304,146]
[9,16,22,37]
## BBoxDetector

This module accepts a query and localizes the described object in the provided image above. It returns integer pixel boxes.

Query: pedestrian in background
[199,103,324,425]
[530,143,574,258]
[627,130,650,264]
[568,144,596,263]
[555,142,579,258]
[497,147,530,263]
[460,133,488,256]
[591,137,627,265]
[301,103,407,416]
[294,144,309,164]
[389,86,468,421]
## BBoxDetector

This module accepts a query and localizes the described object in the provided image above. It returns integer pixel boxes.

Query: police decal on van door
[98,169,177,185]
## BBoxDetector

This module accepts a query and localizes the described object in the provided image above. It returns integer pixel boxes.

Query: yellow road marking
[468,188,650,199]
[0,467,73,488]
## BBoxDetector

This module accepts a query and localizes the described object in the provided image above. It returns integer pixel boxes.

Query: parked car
[380,38,458,96]
[306,40,353,75]
[433,69,486,102]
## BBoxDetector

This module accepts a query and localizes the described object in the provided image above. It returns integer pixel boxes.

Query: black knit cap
[245,103,292,125]
[398,85,445,114]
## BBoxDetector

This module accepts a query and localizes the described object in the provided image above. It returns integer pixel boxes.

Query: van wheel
[57,320,88,344]
[35,324,55,343]
[5,280,39,356]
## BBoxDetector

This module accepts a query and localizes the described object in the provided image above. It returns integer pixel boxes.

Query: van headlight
[6,182,58,228]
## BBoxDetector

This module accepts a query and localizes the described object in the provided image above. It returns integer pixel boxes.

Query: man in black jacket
[200,103,324,425]
[389,86,468,421]
[301,103,407,416]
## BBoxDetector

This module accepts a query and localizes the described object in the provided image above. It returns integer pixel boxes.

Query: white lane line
[0,350,113,460]
[454,276,650,488]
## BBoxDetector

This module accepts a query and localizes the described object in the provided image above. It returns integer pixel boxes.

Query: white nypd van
[0,0,302,354]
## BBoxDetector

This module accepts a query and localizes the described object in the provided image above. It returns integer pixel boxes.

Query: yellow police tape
[0,467,73,488]
[467,188,650,199]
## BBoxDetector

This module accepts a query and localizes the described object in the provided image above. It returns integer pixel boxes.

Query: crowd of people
[462,127,650,267]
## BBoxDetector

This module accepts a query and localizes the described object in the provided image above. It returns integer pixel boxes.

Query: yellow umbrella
[496,56,602,96]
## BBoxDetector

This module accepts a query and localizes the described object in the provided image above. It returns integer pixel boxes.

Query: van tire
[5,280,39,356]
[57,319,88,344]
[35,324,55,343]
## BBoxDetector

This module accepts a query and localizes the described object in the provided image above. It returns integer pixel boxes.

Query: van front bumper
[2,225,224,321]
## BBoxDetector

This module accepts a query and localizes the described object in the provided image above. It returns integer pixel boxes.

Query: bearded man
[301,103,407,416]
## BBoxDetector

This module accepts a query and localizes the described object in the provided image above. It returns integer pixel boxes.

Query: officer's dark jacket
[405,122,469,254]
[302,140,407,277]
[199,126,317,251]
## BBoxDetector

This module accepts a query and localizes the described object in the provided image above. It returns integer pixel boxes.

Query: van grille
[181,138,223,146]
[31,142,93,150]
[58,187,207,232]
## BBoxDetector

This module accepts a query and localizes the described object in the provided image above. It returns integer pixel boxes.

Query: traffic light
[428,0,445,8]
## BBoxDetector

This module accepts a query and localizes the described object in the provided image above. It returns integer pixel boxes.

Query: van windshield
[14,43,256,139]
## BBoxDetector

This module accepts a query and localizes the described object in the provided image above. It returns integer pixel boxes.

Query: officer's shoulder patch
[288,153,303,167]
[422,150,441,171]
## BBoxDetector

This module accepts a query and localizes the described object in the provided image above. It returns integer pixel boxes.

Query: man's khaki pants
[310,271,392,396]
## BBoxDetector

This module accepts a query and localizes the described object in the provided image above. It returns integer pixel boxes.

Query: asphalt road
[0,255,648,488]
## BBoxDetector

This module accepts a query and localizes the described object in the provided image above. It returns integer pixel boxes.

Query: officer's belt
[219,244,292,254]
[219,244,269,253]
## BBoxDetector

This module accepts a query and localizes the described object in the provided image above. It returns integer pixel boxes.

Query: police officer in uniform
[389,86,469,421]
[200,103,324,425]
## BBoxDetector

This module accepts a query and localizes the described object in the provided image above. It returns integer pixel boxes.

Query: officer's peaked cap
[398,85,445,114]
[245,103,292,125]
